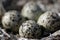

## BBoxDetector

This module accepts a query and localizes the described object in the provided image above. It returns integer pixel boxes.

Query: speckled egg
[37,11,60,32]
[21,1,43,21]
[2,10,22,32]
[19,20,42,39]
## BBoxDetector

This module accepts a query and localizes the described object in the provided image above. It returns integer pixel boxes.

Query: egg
[19,20,42,39]
[2,10,22,32]
[37,11,60,32]
[21,1,43,21]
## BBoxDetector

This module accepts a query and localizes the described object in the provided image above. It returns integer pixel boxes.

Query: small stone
[41,30,60,40]
[0,28,10,40]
